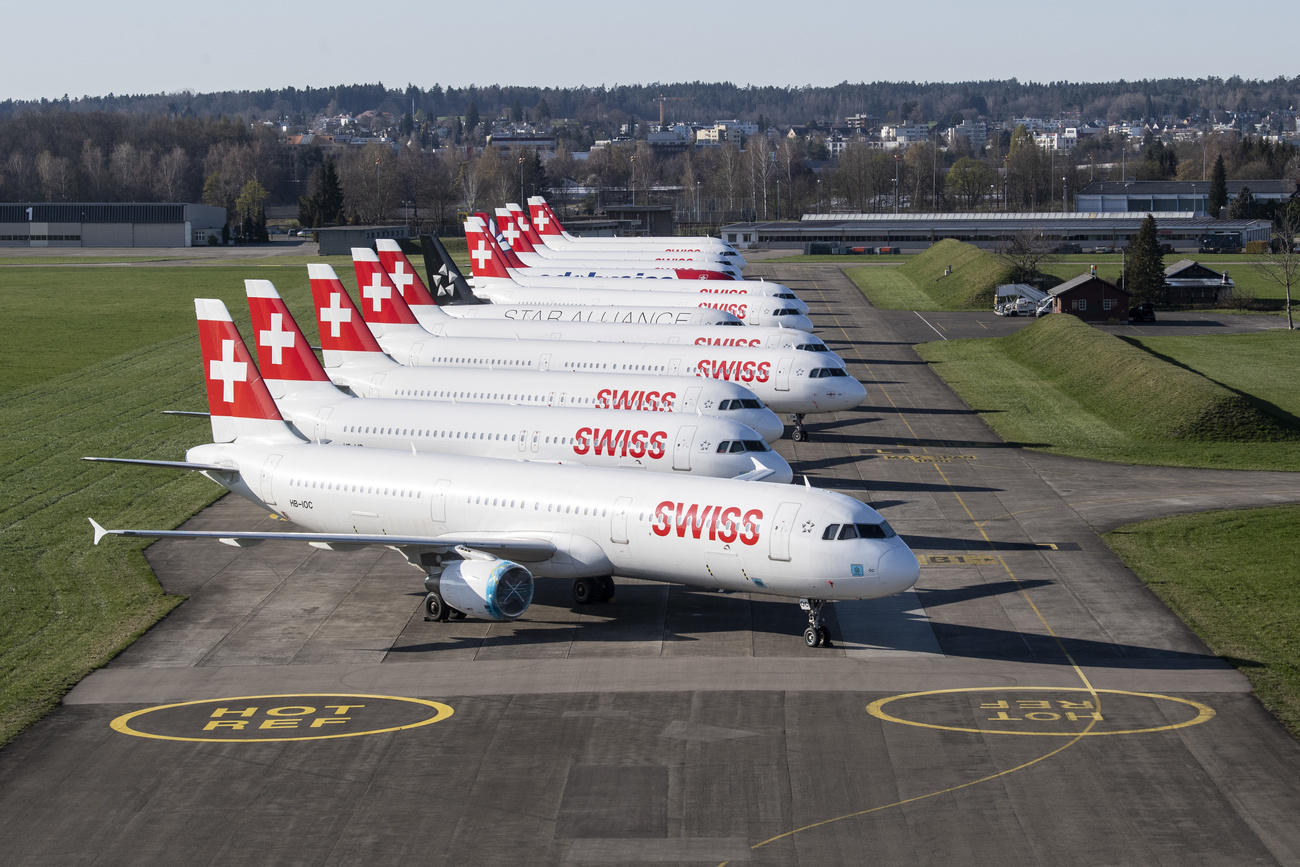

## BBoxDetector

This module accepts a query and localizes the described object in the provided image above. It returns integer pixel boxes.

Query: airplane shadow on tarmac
[388,584,1241,670]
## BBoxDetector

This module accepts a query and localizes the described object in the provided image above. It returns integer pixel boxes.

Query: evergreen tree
[1208,155,1228,217]
[464,101,480,137]
[1227,185,1257,219]
[316,160,344,225]
[1124,215,1165,304]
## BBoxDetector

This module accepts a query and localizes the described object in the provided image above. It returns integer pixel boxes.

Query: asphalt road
[3,263,1299,865]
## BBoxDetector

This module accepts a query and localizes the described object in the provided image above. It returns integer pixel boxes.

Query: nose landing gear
[790,413,809,442]
[800,598,832,648]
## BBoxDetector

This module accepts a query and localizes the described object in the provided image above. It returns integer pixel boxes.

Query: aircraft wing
[83,456,234,473]
[88,519,558,562]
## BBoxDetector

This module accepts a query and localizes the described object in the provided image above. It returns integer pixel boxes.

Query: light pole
[893,152,900,214]
[518,155,525,205]
[374,157,382,223]
[695,179,701,223]
[776,179,781,221]
[629,155,636,206]
[817,177,822,213]
[1062,175,1067,212]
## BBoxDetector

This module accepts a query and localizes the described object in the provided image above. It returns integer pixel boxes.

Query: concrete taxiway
[3,263,1300,864]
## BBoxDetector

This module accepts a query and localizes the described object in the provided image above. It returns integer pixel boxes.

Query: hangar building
[0,203,228,247]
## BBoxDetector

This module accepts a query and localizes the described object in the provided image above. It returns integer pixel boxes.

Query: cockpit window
[717,321,743,326]
[774,308,799,316]
[740,399,762,409]
[742,440,768,452]
[810,367,849,378]
[823,521,897,540]
[776,292,797,299]
[796,343,828,352]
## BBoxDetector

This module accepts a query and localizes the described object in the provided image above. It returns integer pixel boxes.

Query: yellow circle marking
[867,686,1214,736]
[110,693,454,743]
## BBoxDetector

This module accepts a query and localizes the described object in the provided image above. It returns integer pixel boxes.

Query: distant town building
[1075,180,1297,217]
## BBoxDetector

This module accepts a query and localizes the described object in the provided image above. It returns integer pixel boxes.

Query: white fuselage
[187,439,919,599]
[369,326,864,415]
[467,281,814,332]
[438,304,740,326]
[272,388,792,482]
[408,305,831,356]
[322,357,787,442]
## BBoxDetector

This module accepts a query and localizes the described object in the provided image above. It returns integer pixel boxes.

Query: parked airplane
[527,196,741,261]
[88,299,919,645]
[354,247,833,355]
[493,207,733,269]
[461,220,815,331]
[328,261,861,436]
[378,238,742,326]
[306,265,787,441]
[246,282,791,481]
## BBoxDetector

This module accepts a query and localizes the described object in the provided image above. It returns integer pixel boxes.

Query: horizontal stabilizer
[83,456,234,472]
[733,456,776,482]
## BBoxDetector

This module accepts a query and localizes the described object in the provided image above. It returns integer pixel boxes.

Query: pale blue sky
[4,0,1294,102]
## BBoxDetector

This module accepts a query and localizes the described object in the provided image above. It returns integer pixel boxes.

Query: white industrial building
[0,203,228,247]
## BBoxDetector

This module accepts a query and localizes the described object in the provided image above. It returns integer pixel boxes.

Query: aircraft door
[357,372,385,398]
[408,342,428,366]
[610,496,632,544]
[517,429,528,452]
[673,425,696,471]
[429,479,451,523]
[681,385,702,411]
[309,406,334,443]
[668,357,682,375]
[775,356,793,391]
[539,353,552,371]
[259,454,283,506]
[530,430,541,453]
[768,501,801,562]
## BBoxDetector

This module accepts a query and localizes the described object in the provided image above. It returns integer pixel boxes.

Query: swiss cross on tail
[350,248,419,325]
[463,220,513,278]
[307,263,383,353]
[375,239,437,307]
[244,279,330,382]
[194,298,282,421]
[529,201,556,235]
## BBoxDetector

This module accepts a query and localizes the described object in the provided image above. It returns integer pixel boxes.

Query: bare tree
[154,147,189,202]
[1257,204,1299,330]
[747,136,776,219]
[35,151,74,201]
[997,227,1053,284]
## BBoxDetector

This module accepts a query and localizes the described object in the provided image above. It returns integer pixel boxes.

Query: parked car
[1128,303,1156,323]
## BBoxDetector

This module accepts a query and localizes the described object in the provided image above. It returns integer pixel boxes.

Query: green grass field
[0,260,339,744]
[846,239,1012,311]
[1105,505,1300,737]
[915,315,1300,469]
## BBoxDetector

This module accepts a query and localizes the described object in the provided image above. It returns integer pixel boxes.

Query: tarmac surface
[4,262,1300,864]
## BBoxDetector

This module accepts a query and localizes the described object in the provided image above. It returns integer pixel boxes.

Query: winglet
[89,518,108,545]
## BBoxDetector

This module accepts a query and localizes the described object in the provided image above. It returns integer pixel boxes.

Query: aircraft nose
[788,314,815,332]
[749,410,786,442]
[877,541,920,594]
[760,454,794,484]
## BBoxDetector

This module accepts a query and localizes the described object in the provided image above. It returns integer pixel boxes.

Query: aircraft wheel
[804,627,821,648]
[818,627,832,648]
[573,577,595,605]
[791,426,806,442]
[450,609,467,620]
[425,591,448,622]
[597,576,616,603]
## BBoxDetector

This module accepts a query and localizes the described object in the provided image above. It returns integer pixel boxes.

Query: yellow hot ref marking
[867,686,1214,737]
[110,693,454,743]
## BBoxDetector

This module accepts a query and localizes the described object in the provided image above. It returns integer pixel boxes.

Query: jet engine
[427,553,534,621]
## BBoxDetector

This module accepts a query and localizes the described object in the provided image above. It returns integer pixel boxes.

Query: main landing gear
[572,576,616,605]
[423,569,465,622]
[790,413,809,442]
[800,598,833,648]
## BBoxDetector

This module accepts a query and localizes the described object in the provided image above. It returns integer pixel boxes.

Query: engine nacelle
[438,558,534,620]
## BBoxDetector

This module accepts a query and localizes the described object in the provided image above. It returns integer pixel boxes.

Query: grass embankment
[846,239,1009,310]
[0,263,328,745]
[916,314,1300,469]
[1105,506,1300,737]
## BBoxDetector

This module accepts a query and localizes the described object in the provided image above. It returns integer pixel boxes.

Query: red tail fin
[307,264,384,354]
[194,298,296,444]
[375,238,438,307]
[244,280,331,385]
[507,204,545,247]
[495,208,536,253]
[528,197,562,236]
[463,218,517,277]
[351,248,422,325]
